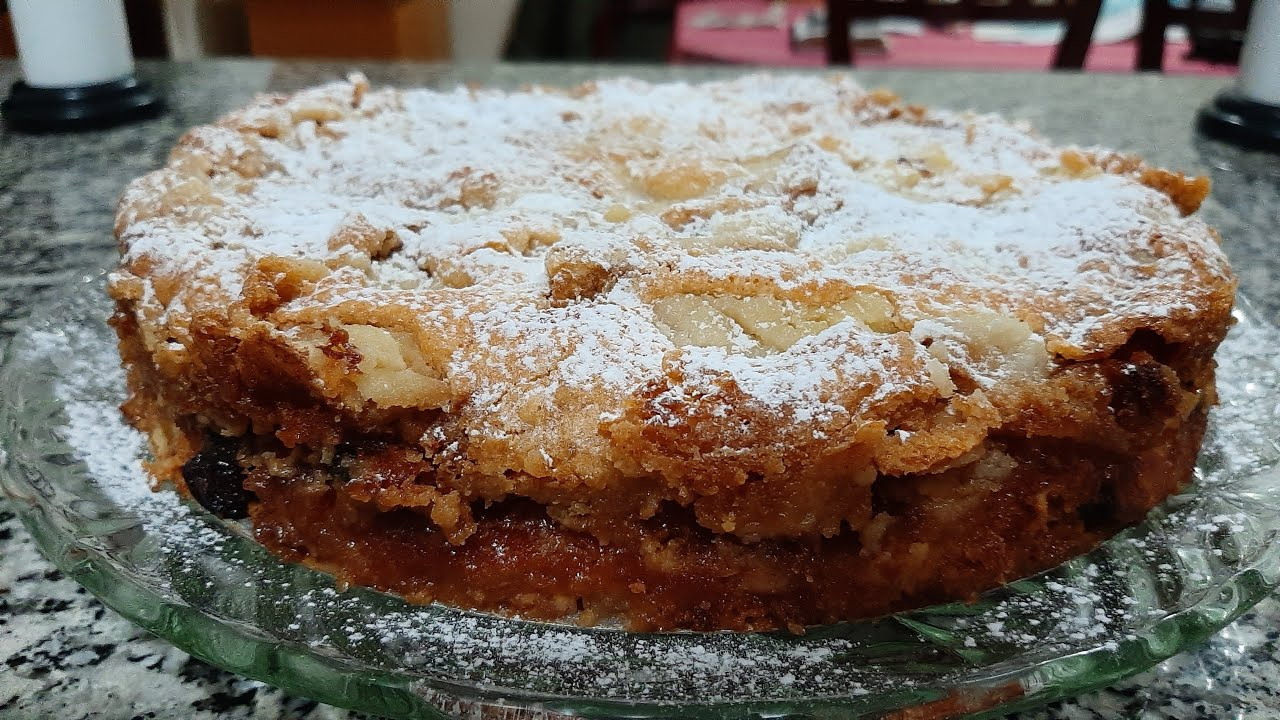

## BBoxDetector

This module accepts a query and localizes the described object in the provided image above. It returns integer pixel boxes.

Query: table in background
[672,0,1238,74]
[1,59,1278,719]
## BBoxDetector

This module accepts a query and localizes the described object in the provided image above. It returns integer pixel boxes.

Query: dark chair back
[1137,0,1253,71]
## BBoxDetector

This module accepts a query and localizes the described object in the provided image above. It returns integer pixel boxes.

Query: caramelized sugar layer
[243,412,1203,631]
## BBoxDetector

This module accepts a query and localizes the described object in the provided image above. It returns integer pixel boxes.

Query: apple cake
[108,74,1236,631]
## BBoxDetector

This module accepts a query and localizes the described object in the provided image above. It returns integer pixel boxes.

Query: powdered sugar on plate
[8,282,1280,709]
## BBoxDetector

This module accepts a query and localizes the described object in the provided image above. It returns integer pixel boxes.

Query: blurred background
[0,0,1253,75]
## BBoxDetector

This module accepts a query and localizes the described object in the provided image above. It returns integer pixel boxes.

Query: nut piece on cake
[109,74,1235,631]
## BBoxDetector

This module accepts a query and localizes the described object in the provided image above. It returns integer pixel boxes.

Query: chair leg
[826,0,853,65]
[590,0,632,59]
[1054,0,1101,69]
[1137,0,1168,70]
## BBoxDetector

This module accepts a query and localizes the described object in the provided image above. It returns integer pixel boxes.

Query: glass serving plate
[3,278,1280,720]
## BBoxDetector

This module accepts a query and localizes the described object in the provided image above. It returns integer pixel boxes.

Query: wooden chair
[1,9,14,60]
[826,0,1104,69]
[1137,0,1253,71]
[591,0,678,59]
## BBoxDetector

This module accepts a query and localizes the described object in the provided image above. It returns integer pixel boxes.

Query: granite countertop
[1,59,1278,720]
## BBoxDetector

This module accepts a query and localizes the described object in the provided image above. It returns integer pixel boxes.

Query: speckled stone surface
[1,60,1278,720]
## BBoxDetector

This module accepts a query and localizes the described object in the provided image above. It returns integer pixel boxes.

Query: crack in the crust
[719,310,757,348]
[375,240,406,266]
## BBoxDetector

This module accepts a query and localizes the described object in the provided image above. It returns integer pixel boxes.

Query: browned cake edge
[112,301,1219,631]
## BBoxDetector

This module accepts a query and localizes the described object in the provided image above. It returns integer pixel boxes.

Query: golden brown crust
[109,74,1235,630]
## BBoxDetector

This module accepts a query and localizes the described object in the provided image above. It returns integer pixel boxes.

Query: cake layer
[222,406,1204,631]
[117,304,1213,629]
[109,74,1236,630]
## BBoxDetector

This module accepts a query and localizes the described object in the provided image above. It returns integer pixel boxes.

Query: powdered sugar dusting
[111,74,1233,452]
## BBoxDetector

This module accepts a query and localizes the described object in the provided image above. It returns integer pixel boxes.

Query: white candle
[9,0,135,89]
[1239,0,1280,106]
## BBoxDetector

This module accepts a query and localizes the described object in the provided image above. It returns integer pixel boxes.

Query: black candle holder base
[1196,90,1280,154]
[1,75,164,133]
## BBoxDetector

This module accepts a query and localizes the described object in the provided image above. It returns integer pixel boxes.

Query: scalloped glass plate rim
[2,278,1280,720]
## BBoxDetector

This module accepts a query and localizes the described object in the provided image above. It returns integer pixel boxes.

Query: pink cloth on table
[673,0,1238,75]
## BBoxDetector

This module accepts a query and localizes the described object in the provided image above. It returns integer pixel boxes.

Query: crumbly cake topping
[111,74,1233,499]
